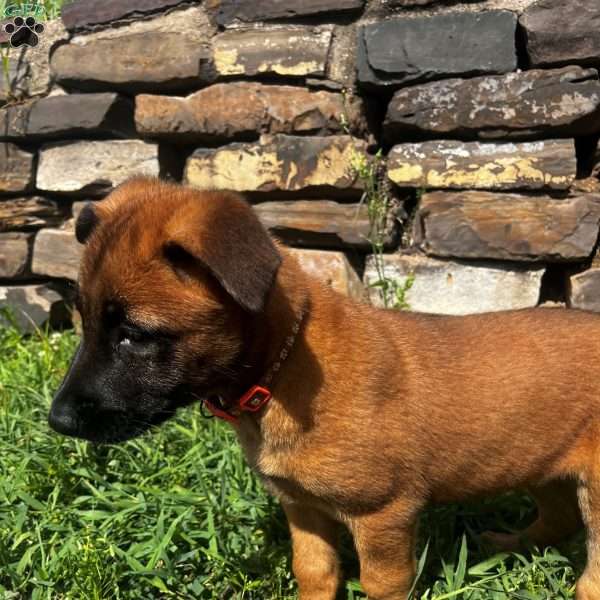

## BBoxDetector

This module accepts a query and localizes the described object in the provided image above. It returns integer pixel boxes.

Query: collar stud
[239,385,272,413]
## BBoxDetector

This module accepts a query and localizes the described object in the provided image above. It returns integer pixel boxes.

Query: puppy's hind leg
[482,478,582,552]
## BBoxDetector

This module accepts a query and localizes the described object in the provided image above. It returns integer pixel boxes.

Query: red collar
[203,385,272,424]
[202,299,308,425]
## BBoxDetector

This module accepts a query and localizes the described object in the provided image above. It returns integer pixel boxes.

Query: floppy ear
[75,203,99,244]
[165,192,281,313]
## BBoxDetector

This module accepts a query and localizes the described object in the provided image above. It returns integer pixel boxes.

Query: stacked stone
[362,0,600,314]
[0,0,599,331]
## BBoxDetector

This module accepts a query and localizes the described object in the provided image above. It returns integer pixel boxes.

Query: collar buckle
[203,385,272,424]
[203,396,239,424]
[239,385,272,413]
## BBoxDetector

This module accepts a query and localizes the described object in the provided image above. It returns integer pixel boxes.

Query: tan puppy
[50,177,600,600]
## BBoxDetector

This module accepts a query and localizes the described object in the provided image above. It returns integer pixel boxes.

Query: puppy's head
[48,177,281,443]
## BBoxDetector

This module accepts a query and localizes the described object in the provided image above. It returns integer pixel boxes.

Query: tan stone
[0,197,66,231]
[0,233,31,278]
[135,83,366,142]
[0,143,35,195]
[388,140,576,190]
[51,8,215,93]
[32,227,82,280]
[213,26,333,78]
[0,284,67,334]
[571,177,600,194]
[37,140,160,195]
[52,33,212,93]
[569,268,600,311]
[289,248,365,301]
[415,191,600,262]
[185,135,365,197]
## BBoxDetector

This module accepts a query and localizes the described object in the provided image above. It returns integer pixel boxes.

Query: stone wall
[1,0,599,330]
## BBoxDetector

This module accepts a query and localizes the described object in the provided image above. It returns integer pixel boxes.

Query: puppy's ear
[75,203,99,244]
[166,192,281,313]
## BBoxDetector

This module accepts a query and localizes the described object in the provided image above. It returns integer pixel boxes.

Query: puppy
[50,177,600,600]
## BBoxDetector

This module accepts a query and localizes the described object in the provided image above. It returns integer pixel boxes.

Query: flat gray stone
[521,0,600,68]
[0,233,31,278]
[135,83,366,143]
[64,4,213,42]
[185,135,366,198]
[384,66,600,142]
[0,93,134,141]
[387,140,576,191]
[217,0,364,25]
[37,140,160,195]
[61,0,191,30]
[0,285,67,333]
[364,253,544,314]
[254,200,397,249]
[358,11,517,89]
[213,26,333,79]
[0,143,35,195]
[32,227,82,280]
[569,268,600,311]
[415,191,600,262]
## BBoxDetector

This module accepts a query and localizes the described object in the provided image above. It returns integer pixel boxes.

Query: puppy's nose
[48,398,80,436]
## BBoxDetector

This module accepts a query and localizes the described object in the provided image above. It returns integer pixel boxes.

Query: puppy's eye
[118,325,146,345]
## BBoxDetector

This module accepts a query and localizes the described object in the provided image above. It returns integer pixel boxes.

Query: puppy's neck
[237,248,341,447]
[246,248,311,390]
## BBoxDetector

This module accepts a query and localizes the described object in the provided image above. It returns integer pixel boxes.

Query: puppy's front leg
[283,502,341,600]
[351,499,421,600]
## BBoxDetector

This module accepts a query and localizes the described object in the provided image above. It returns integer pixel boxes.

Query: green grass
[0,321,587,599]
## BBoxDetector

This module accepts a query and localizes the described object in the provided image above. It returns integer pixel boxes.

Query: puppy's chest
[237,428,333,505]
[241,440,370,522]
[259,451,335,509]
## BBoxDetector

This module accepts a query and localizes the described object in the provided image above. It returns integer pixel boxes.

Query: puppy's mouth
[49,385,203,444]
[50,406,176,444]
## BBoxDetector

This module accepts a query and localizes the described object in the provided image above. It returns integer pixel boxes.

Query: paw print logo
[4,16,45,48]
